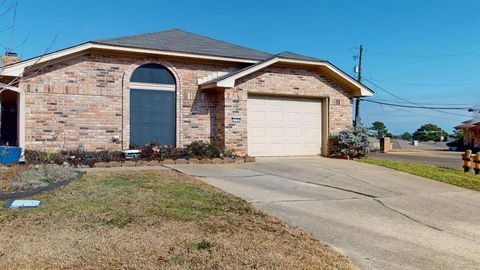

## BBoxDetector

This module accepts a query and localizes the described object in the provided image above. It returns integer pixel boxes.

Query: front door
[130,89,176,146]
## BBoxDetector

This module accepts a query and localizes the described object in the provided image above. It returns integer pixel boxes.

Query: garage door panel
[248,95,322,156]
[285,128,302,138]
[304,113,321,122]
[266,111,284,121]
[267,127,284,137]
[269,144,285,155]
[305,128,321,137]
[286,143,302,153]
[286,112,302,122]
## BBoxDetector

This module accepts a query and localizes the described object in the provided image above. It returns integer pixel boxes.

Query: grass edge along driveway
[359,157,480,192]
[0,169,355,270]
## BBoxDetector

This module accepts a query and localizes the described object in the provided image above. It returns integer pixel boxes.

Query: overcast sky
[4,0,479,134]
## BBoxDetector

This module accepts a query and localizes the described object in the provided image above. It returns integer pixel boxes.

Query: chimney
[2,52,21,66]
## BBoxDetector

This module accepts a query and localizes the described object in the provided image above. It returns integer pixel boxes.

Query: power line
[365,77,480,87]
[363,78,471,117]
[365,49,475,58]
[362,99,469,117]
[380,103,455,119]
[362,99,470,110]
[369,98,476,106]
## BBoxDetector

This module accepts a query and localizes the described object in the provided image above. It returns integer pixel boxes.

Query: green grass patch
[11,171,246,228]
[186,239,213,251]
[0,170,356,270]
[99,176,133,187]
[40,178,55,184]
[158,182,233,221]
[359,157,480,191]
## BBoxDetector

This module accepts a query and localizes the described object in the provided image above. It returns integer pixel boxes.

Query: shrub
[157,145,185,160]
[24,150,63,165]
[94,150,124,162]
[131,143,186,160]
[24,141,238,166]
[185,141,216,158]
[25,149,98,167]
[130,141,235,160]
[185,141,236,159]
[60,149,95,167]
[330,127,370,158]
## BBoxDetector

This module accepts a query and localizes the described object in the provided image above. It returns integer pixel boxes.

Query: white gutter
[0,42,259,77]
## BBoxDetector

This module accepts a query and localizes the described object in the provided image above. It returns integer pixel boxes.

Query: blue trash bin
[0,146,22,164]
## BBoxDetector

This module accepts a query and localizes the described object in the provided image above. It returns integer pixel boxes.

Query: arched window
[129,64,176,146]
[130,63,175,85]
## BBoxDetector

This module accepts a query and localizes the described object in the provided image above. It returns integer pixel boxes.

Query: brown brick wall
[20,53,238,151]
[463,127,480,148]
[224,65,354,154]
[20,53,354,154]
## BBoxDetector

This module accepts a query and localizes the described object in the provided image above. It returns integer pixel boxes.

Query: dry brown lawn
[0,169,355,269]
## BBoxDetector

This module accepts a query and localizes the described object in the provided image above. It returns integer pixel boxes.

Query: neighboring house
[456,119,480,150]
[0,29,373,157]
[456,107,480,150]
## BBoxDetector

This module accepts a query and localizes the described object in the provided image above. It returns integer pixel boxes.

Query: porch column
[18,90,25,155]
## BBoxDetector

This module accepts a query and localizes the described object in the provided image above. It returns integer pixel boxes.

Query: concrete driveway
[168,157,480,270]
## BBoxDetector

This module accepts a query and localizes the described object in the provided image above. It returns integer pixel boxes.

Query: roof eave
[1,42,261,77]
[201,58,374,97]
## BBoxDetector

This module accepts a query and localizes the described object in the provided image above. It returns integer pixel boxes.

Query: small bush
[185,141,217,158]
[24,141,237,166]
[25,149,97,167]
[24,150,63,165]
[157,145,185,160]
[130,141,236,160]
[330,127,370,158]
[94,150,124,162]
[131,143,187,160]
[61,149,95,167]
[185,141,236,159]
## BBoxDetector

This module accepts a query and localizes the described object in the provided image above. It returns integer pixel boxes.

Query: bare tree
[0,0,56,148]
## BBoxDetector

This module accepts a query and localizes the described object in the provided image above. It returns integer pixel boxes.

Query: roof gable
[94,29,272,61]
[276,51,323,62]
[200,55,373,97]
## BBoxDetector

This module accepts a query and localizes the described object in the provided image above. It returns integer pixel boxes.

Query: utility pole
[354,45,363,127]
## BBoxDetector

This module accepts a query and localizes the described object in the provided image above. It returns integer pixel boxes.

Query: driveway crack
[242,169,447,232]
[372,198,444,231]
[320,167,403,196]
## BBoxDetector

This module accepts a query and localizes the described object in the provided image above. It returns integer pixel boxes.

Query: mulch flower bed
[93,156,256,168]
[0,164,84,200]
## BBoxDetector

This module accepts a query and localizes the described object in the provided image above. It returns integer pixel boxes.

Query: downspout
[121,72,125,150]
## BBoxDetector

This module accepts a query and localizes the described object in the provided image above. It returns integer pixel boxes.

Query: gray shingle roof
[455,118,480,129]
[276,51,323,62]
[94,29,272,61]
[200,52,325,85]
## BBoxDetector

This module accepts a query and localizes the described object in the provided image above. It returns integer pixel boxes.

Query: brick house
[0,29,373,157]
[456,119,480,150]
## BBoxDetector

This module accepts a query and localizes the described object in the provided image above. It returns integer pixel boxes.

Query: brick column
[223,88,247,155]
[212,92,225,147]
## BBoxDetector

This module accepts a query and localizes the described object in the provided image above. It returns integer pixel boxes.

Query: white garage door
[247,95,322,156]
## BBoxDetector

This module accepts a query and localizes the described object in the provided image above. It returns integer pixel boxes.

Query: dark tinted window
[131,63,175,84]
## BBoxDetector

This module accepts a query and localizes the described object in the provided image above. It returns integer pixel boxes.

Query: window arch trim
[130,63,176,85]
[129,82,175,91]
